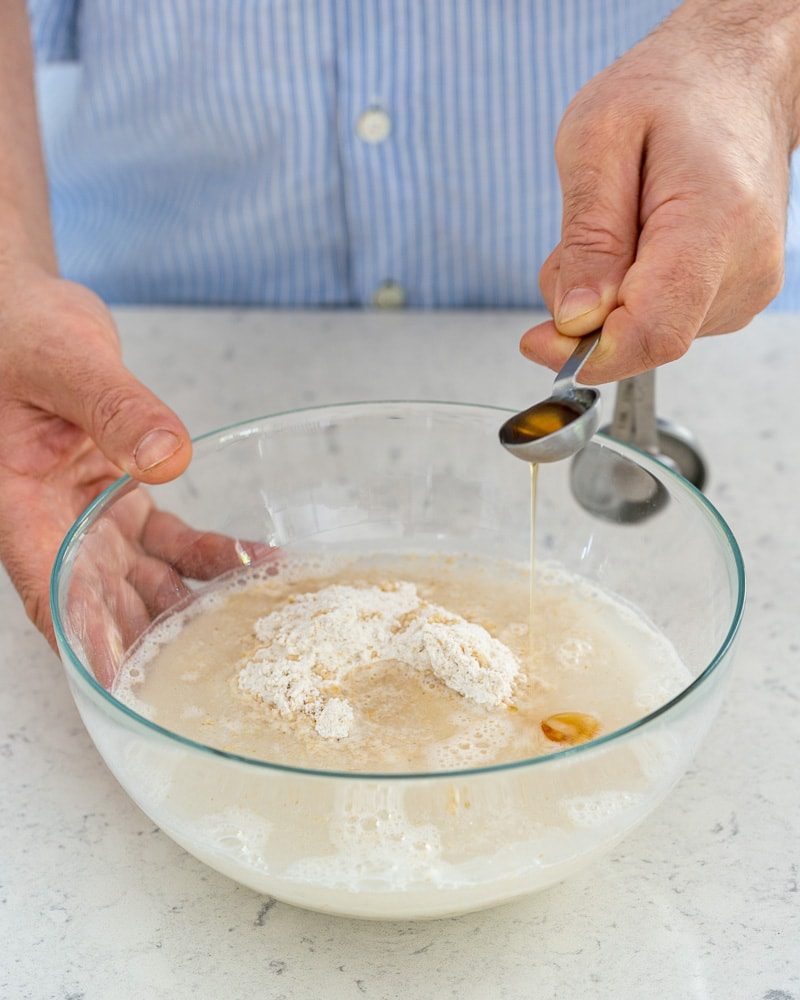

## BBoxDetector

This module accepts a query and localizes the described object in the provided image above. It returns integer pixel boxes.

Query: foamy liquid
[113,553,691,774]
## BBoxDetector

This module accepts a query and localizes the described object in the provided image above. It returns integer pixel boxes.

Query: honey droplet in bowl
[541,712,600,745]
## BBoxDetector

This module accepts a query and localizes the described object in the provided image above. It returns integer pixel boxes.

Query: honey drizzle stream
[529,462,539,671]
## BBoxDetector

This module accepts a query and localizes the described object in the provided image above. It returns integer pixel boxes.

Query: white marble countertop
[2,309,798,1000]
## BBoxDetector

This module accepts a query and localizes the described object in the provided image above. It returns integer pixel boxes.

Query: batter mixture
[113,553,691,773]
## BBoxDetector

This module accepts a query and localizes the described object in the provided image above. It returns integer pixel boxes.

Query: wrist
[0,199,57,279]
[668,0,800,148]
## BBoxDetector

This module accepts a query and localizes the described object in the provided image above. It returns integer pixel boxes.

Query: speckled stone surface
[1,309,798,1000]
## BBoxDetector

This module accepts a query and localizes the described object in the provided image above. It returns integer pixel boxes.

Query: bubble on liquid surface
[634,653,692,712]
[286,785,443,890]
[563,790,643,829]
[120,742,175,807]
[192,807,273,870]
[557,637,593,670]
[426,714,517,771]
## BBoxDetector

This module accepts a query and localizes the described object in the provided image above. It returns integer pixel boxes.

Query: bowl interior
[52,401,743,774]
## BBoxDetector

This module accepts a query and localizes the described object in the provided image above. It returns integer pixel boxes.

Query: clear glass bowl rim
[50,400,746,782]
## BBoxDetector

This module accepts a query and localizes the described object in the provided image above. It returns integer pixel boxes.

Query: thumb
[31,336,192,483]
[551,120,642,337]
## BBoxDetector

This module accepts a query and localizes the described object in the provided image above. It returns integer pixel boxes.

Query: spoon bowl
[499,332,602,463]
[499,388,601,463]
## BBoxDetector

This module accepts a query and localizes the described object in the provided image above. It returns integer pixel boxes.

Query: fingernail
[557,287,602,326]
[248,542,276,561]
[134,429,181,471]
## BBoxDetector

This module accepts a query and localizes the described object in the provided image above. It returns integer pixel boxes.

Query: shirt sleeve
[26,0,79,63]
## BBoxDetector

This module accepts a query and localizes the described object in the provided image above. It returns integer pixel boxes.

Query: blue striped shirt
[27,1,800,308]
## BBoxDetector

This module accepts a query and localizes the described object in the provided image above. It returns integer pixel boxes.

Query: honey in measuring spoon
[504,399,584,444]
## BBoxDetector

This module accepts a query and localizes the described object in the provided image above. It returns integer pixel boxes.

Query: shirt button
[372,281,406,308]
[356,106,392,144]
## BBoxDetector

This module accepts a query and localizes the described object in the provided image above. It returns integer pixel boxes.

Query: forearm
[669,0,800,147]
[0,0,57,274]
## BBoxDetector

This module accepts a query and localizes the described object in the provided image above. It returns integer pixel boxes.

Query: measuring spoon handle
[610,371,660,452]
[552,331,601,396]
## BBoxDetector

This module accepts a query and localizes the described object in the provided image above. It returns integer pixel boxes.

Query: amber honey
[529,468,600,749]
[541,712,601,745]
[529,464,538,670]
[502,400,582,444]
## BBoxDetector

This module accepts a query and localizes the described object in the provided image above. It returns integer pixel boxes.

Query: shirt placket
[336,0,409,307]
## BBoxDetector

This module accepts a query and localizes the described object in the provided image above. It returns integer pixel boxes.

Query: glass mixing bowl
[51,402,744,920]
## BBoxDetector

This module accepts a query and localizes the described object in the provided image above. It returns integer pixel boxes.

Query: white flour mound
[237,582,520,740]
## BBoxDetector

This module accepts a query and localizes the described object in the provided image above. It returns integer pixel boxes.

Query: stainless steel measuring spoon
[570,370,708,523]
[499,332,602,463]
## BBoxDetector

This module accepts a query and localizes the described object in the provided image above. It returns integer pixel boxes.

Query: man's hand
[0,1,272,657]
[522,1,800,383]
[0,263,193,645]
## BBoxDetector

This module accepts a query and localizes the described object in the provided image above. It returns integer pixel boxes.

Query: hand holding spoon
[499,332,601,463]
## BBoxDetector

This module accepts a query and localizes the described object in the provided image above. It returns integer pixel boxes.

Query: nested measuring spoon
[570,370,708,523]
[499,328,708,522]
[499,331,601,463]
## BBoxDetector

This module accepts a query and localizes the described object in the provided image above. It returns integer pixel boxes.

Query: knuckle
[92,383,140,440]
[764,267,785,304]
[562,216,628,259]
[60,313,118,356]
[625,248,717,369]
[554,108,599,173]
[555,92,618,166]
[50,278,118,340]
[721,230,786,317]
[556,83,640,171]
[723,173,762,223]
[554,121,578,172]
[755,271,785,311]
[754,236,785,307]
[639,322,692,369]
[538,250,559,303]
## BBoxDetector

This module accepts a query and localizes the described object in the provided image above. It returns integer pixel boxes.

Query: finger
[520,318,590,374]
[538,247,560,316]
[550,118,642,336]
[140,509,274,581]
[696,242,785,337]
[127,553,192,619]
[102,574,152,654]
[66,566,150,688]
[64,574,123,689]
[570,206,726,382]
[25,327,192,484]
[101,480,244,599]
